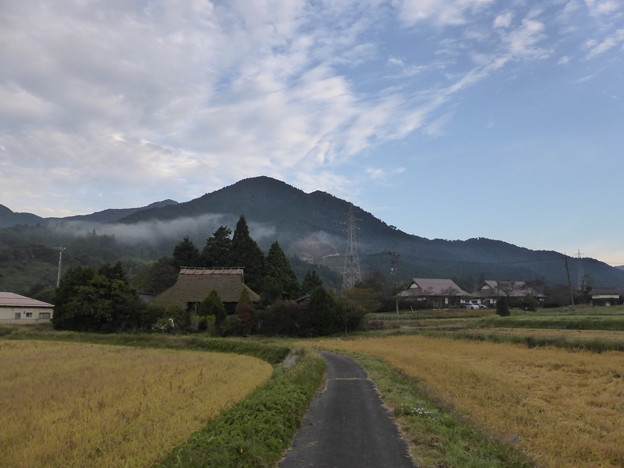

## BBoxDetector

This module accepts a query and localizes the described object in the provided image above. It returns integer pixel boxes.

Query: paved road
[280,352,415,468]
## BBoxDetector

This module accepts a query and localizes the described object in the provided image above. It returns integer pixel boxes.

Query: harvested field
[0,340,272,467]
[310,335,624,467]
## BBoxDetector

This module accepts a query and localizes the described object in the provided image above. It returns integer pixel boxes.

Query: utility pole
[56,247,66,288]
[341,206,361,290]
[576,249,584,290]
[388,251,400,314]
[564,254,575,308]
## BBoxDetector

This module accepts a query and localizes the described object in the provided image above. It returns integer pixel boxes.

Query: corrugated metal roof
[0,292,54,308]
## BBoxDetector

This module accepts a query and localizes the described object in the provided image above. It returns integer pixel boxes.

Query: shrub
[496,299,510,317]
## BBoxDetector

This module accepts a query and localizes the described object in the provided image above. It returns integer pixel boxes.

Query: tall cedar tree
[200,226,232,267]
[173,236,200,268]
[229,216,265,293]
[301,269,323,294]
[198,290,227,325]
[265,241,300,301]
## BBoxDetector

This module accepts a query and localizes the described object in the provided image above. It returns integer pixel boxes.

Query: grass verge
[0,327,290,364]
[156,349,325,468]
[348,352,532,468]
[474,315,624,331]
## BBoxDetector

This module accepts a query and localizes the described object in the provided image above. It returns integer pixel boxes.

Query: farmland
[0,340,272,467]
[309,335,624,467]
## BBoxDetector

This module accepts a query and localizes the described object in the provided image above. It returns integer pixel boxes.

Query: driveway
[279,352,415,468]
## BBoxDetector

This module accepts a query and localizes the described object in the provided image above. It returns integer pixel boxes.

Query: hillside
[1,176,623,294]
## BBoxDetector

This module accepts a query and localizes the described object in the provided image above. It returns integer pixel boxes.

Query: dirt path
[279,352,415,468]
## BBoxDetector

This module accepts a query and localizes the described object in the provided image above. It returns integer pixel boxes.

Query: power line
[341,206,361,290]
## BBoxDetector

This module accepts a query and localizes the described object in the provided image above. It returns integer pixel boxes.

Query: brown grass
[307,335,624,467]
[0,340,272,467]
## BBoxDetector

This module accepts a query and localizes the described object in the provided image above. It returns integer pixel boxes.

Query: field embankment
[308,335,624,468]
[0,340,272,467]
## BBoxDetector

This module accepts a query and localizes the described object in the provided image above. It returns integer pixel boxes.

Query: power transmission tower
[341,206,361,290]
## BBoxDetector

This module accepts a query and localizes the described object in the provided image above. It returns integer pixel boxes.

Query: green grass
[157,349,325,468]
[475,314,624,331]
[0,328,290,364]
[351,352,533,468]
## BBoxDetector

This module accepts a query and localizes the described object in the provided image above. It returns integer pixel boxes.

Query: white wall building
[0,292,54,325]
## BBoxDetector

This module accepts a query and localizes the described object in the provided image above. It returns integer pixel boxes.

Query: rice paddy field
[309,335,624,467]
[0,340,272,467]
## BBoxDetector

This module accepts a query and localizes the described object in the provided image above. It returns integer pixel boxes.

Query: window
[14,312,21,319]
[25,312,33,318]
[38,312,51,319]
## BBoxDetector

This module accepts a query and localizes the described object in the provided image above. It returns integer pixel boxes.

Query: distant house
[590,288,623,306]
[472,280,544,307]
[152,267,260,313]
[397,278,469,309]
[0,292,54,325]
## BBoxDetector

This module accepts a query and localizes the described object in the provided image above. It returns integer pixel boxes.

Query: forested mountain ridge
[1,176,623,294]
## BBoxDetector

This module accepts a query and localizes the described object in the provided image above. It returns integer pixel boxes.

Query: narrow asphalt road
[279,352,415,468]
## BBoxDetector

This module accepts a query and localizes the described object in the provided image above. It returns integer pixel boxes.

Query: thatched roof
[397,278,469,297]
[152,267,260,308]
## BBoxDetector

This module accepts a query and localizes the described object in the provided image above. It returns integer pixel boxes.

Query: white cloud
[394,0,495,26]
[493,12,513,29]
[586,28,624,58]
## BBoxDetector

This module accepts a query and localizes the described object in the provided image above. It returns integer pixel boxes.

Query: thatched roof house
[397,278,469,308]
[152,267,260,311]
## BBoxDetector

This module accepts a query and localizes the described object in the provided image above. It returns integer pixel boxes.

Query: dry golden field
[0,340,272,467]
[309,335,624,467]
[463,327,624,342]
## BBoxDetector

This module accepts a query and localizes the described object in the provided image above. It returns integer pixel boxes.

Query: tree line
[53,215,375,336]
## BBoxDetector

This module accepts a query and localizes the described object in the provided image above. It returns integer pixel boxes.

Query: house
[0,292,54,325]
[472,280,544,307]
[151,267,260,313]
[590,288,623,306]
[397,278,469,309]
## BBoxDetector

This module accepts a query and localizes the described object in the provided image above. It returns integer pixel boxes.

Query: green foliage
[236,289,255,335]
[301,269,323,294]
[141,303,186,329]
[158,350,325,468]
[131,257,178,295]
[53,262,143,332]
[264,241,299,301]
[308,286,344,336]
[260,301,310,336]
[221,314,242,336]
[172,236,200,268]
[198,290,226,325]
[496,298,510,316]
[229,216,265,293]
[200,226,232,267]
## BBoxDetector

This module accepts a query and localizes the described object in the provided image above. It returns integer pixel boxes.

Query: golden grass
[307,336,624,467]
[463,327,624,342]
[0,340,272,467]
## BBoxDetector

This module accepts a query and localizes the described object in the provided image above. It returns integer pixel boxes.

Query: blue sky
[1,0,623,264]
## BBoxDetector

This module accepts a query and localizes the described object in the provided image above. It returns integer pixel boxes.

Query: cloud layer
[1,0,622,223]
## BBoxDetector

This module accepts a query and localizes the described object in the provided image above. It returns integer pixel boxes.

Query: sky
[1,0,623,265]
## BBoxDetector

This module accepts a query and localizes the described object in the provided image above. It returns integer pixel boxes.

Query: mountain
[0,200,179,227]
[2,176,623,292]
[115,176,624,289]
[0,204,44,228]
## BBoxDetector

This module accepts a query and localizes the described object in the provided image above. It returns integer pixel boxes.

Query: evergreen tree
[53,262,142,332]
[265,241,299,301]
[229,216,265,293]
[198,290,227,325]
[308,286,342,336]
[301,269,323,294]
[132,257,178,296]
[172,236,200,268]
[200,226,232,267]
[236,289,255,335]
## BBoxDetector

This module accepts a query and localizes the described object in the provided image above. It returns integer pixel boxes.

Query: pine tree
[229,216,265,293]
[301,269,323,294]
[200,226,232,267]
[265,241,300,301]
[172,236,200,268]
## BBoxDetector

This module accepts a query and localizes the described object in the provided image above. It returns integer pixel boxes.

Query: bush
[496,299,510,317]
[221,315,241,336]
